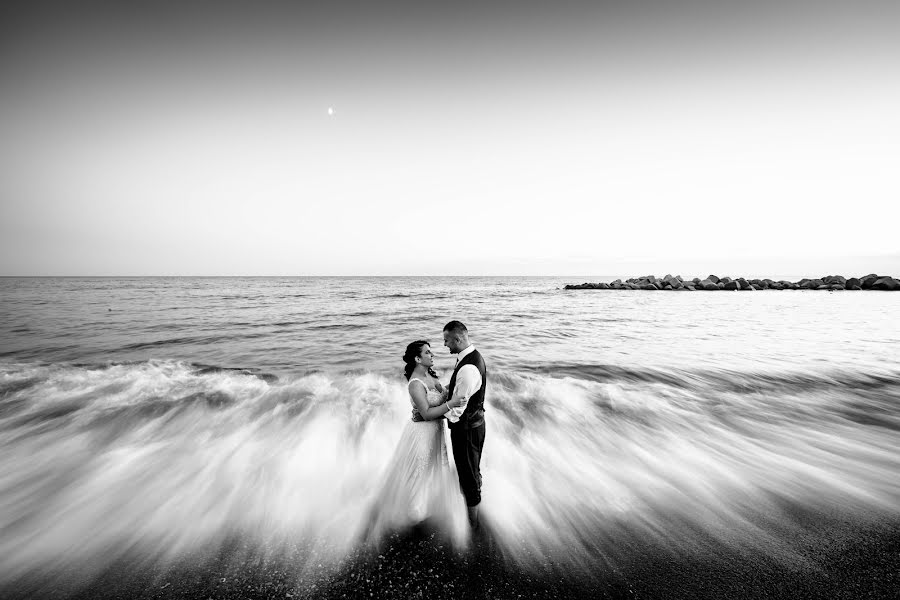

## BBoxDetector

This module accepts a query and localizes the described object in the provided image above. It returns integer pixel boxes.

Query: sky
[1,0,898,277]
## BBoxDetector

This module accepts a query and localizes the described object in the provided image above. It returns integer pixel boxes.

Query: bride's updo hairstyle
[403,340,439,381]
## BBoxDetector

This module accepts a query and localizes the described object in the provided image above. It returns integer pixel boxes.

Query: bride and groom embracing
[370,320,487,541]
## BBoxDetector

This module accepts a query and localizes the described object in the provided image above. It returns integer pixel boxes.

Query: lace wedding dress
[365,379,468,545]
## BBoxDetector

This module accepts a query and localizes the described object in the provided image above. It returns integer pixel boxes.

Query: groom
[442,320,487,529]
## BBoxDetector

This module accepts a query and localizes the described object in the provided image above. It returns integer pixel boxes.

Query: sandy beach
[6,507,897,600]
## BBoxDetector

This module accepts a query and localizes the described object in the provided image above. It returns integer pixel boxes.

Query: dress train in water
[364,383,469,547]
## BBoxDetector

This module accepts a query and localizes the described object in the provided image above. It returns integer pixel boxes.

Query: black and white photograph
[1,1,899,598]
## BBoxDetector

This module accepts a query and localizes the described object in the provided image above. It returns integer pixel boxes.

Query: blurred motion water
[1,277,899,588]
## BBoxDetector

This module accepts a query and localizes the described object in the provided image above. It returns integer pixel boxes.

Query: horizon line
[2,271,896,279]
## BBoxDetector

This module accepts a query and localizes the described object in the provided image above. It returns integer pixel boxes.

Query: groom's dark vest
[447,349,486,430]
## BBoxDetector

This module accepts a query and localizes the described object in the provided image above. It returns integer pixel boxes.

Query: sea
[1,276,899,591]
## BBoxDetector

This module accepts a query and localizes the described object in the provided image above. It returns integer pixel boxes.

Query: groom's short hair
[443,320,468,334]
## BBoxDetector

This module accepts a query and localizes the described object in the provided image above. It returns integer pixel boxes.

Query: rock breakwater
[565,273,900,291]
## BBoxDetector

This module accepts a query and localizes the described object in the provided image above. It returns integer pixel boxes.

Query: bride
[365,340,469,544]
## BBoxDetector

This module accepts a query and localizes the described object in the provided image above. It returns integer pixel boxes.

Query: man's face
[443,330,461,354]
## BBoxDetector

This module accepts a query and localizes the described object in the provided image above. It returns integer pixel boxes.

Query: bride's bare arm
[409,381,462,421]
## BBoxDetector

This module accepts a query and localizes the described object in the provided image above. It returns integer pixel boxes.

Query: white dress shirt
[446,344,483,423]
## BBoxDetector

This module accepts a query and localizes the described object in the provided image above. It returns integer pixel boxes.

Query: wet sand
[5,508,899,600]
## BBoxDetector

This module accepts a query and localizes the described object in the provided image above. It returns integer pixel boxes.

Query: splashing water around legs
[1,361,899,596]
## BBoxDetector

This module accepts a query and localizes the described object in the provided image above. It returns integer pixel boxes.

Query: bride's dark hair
[403,340,439,381]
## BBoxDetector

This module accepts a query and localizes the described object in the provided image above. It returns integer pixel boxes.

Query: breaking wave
[2,359,899,590]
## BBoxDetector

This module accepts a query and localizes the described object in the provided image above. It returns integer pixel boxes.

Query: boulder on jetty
[874,276,900,291]
[861,274,880,288]
[564,273,899,291]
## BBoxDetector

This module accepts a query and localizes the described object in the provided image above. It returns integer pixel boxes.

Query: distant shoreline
[566,273,900,291]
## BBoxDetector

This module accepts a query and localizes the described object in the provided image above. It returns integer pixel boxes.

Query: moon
[327,107,334,116]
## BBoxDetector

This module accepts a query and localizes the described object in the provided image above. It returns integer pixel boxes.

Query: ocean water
[1,277,899,587]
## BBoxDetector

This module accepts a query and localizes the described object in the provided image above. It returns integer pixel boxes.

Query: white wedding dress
[366,379,468,545]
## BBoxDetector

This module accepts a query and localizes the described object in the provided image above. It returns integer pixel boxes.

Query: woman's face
[418,344,435,368]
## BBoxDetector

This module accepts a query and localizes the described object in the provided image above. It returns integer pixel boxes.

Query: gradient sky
[1,0,898,276]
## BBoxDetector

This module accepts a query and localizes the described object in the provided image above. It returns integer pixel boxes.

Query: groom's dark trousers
[447,349,487,507]
[450,422,485,506]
